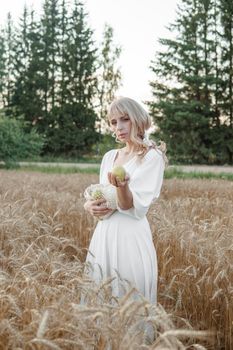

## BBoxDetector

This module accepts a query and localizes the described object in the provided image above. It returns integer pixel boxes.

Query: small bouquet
[84,183,117,219]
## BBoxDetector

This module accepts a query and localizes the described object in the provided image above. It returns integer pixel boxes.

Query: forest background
[0,0,232,166]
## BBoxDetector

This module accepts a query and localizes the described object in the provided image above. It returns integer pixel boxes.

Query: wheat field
[0,170,232,349]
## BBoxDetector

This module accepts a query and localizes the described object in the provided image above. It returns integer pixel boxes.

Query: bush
[0,112,44,168]
[91,133,120,158]
[43,103,100,157]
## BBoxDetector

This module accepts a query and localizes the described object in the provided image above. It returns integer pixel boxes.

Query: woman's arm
[108,149,165,219]
[107,172,133,210]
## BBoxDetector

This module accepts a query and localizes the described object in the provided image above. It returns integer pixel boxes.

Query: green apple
[112,165,126,181]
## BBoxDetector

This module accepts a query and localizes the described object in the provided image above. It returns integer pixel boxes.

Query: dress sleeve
[116,149,165,220]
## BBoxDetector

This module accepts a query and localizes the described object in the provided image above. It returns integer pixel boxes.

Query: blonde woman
[83,96,166,305]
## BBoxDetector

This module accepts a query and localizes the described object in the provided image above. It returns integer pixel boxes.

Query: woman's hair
[107,96,168,164]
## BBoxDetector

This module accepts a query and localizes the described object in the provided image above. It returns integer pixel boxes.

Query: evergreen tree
[212,0,222,128]
[149,0,229,164]
[219,0,233,162]
[12,8,44,130]
[0,0,122,157]
[45,0,100,155]
[66,0,97,107]
[12,6,31,117]
[220,0,233,127]
[0,28,6,108]
[57,0,69,107]
[96,24,122,132]
[3,13,15,111]
[194,0,222,160]
[40,0,60,120]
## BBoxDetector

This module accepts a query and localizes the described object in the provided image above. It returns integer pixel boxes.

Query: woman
[83,96,166,304]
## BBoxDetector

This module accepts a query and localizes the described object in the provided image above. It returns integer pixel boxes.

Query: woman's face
[109,113,132,143]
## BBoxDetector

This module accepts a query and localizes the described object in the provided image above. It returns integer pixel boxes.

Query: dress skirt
[84,210,158,304]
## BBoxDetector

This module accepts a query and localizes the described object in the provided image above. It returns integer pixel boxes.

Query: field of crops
[0,170,232,349]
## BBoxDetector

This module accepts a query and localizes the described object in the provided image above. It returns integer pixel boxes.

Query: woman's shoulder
[103,149,117,157]
[101,149,117,162]
[105,149,117,155]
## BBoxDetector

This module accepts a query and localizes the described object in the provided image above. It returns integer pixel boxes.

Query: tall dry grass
[150,179,233,349]
[0,170,232,349]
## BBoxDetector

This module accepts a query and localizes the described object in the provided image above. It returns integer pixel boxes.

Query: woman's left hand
[107,172,130,188]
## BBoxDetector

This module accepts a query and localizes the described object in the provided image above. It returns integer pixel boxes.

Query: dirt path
[169,165,233,174]
[18,162,233,174]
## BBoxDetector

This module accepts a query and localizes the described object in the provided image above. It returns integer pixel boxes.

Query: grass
[11,164,233,181]
[18,164,100,174]
[164,167,233,181]
[0,170,232,349]
[19,154,102,164]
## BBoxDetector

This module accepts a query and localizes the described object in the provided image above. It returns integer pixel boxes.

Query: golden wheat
[0,170,232,349]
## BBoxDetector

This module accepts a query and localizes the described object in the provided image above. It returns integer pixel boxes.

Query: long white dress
[84,147,165,304]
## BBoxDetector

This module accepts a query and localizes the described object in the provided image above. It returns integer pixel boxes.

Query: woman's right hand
[84,199,112,218]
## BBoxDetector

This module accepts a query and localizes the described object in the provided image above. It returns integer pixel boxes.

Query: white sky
[0,0,178,106]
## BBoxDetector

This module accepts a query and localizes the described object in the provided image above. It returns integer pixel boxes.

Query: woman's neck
[123,142,137,155]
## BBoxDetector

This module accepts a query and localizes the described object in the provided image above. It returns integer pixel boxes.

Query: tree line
[149,0,233,164]
[0,0,232,164]
[0,0,121,158]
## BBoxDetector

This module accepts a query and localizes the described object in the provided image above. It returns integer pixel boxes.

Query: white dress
[84,148,165,304]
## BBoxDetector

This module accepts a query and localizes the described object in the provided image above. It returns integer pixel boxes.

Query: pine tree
[218,0,233,162]
[45,0,100,156]
[40,0,60,117]
[12,6,31,117]
[194,0,222,160]
[96,24,122,132]
[220,0,233,126]
[12,8,44,130]
[57,0,69,107]
[149,0,227,164]
[0,28,6,108]
[3,13,15,112]
[212,0,222,128]
[65,0,97,107]
[0,0,122,157]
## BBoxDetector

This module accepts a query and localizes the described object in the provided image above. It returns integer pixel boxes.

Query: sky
[0,0,179,106]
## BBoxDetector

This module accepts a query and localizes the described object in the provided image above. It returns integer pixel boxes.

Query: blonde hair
[108,96,168,164]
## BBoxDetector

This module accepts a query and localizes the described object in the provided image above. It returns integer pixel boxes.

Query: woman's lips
[118,133,127,138]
